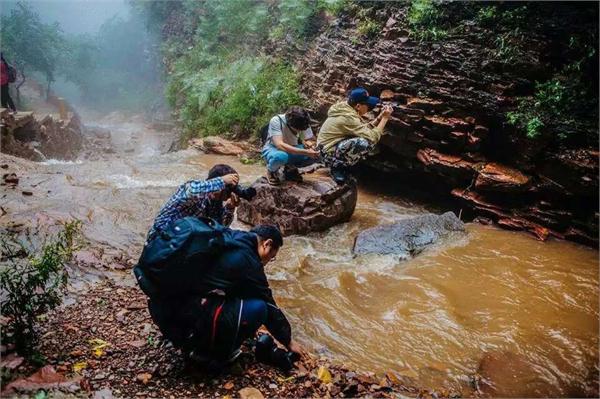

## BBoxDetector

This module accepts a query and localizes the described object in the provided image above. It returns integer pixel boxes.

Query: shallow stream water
[3,115,598,396]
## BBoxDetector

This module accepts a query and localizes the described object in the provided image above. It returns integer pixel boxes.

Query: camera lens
[233,185,257,201]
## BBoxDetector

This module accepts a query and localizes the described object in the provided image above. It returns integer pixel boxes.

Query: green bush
[507,77,588,140]
[408,0,448,41]
[0,221,81,359]
[357,18,381,39]
[170,57,304,140]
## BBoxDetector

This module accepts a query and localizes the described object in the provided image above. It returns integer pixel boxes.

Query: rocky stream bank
[297,4,599,247]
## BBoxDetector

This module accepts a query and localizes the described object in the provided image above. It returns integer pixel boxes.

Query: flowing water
[3,115,598,396]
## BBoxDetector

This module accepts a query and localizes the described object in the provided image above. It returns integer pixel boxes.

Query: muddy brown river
[2,114,598,397]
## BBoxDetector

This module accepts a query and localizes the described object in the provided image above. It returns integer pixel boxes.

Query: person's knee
[267,151,289,171]
[242,298,267,328]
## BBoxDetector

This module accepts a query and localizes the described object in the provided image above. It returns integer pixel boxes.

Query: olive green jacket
[317,101,383,153]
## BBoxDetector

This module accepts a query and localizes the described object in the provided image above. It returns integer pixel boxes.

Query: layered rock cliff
[299,3,599,245]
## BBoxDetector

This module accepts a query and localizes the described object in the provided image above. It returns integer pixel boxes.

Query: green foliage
[170,57,304,139]
[0,221,81,359]
[357,18,381,39]
[408,0,448,41]
[0,2,66,94]
[195,0,270,51]
[507,77,590,140]
[274,0,346,40]
[492,28,527,64]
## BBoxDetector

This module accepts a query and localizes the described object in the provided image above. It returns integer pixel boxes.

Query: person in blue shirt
[147,164,240,241]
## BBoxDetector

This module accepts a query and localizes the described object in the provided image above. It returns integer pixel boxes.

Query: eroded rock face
[353,212,465,258]
[298,5,598,246]
[237,169,357,235]
[1,109,83,161]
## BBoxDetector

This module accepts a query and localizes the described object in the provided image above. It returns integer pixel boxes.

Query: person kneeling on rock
[147,224,307,371]
[146,164,252,242]
[261,106,320,186]
[317,88,393,184]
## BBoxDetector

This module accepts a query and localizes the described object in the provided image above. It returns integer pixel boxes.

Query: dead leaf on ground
[317,365,332,384]
[136,373,152,384]
[73,362,87,373]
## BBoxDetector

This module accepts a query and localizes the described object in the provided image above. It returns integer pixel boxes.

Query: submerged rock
[476,350,555,398]
[237,169,357,235]
[353,212,465,258]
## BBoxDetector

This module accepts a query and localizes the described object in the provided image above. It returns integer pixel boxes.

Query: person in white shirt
[261,106,320,185]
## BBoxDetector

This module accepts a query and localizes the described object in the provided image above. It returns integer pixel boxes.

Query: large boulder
[353,211,465,258]
[237,169,357,235]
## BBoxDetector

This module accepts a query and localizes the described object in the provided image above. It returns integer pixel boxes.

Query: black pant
[149,295,267,361]
[1,84,15,111]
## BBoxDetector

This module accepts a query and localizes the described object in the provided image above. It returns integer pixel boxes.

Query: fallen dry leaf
[224,381,234,390]
[73,362,87,373]
[317,365,332,384]
[136,372,152,384]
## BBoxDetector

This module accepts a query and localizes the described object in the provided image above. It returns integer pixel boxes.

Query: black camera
[255,334,299,372]
[232,185,257,201]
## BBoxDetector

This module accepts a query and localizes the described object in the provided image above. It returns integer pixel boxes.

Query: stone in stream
[476,350,557,398]
[353,211,465,258]
[237,168,357,235]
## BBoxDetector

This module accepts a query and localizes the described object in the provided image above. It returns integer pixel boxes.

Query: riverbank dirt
[2,280,462,399]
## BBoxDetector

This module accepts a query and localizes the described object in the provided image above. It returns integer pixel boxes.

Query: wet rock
[3,365,82,394]
[416,148,475,181]
[474,163,531,192]
[353,212,465,257]
[237,169,357,235]
[188,136,255,156]
[0,353,24,371]
[93,388,115,399]
[1,111,83,161]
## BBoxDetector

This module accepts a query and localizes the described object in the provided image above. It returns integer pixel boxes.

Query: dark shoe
[283,166,303,183]
[330,167,348,184]
[266,170,282,186]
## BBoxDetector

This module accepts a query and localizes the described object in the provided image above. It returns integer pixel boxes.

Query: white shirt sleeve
[303,126,314,140]
[268,116,283,138]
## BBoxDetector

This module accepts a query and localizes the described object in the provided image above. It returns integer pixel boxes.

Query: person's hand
[222,173,239,186]
[224,192,239,209]
[304,148,320,159]
[288,339,308,360]
[304,140,317,150]
[381,104,393,118]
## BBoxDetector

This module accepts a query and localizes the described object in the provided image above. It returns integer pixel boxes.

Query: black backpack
[133,217,232,298]
[259,115,284,145]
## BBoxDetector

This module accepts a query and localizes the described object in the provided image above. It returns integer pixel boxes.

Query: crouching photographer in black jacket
[143,223,306,371]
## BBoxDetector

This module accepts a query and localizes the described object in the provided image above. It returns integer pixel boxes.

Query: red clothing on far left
[1,62,9,85]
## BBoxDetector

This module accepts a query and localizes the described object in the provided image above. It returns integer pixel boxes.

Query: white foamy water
[108,174,178,189]
[40,159,84,165]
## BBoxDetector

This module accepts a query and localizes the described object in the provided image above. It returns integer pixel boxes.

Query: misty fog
[1,0,164,115]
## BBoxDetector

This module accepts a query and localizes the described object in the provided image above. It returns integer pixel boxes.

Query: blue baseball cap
[348,87,379,108]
